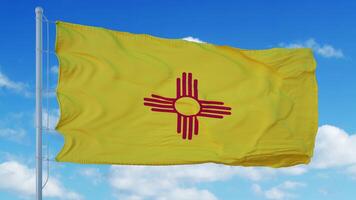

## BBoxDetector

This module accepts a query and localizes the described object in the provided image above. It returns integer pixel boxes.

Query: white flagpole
[35,6,43,200]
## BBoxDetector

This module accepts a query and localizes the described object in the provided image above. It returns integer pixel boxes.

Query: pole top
[35,7,43,14]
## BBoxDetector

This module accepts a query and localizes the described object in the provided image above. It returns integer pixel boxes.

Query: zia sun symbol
[144,72,232,140]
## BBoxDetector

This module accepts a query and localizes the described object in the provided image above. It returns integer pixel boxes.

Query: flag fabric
[55,21,318,167]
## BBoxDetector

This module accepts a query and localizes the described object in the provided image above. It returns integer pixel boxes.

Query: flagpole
[35,6,43,200]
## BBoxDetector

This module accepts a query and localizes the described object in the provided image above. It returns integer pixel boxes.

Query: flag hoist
[35,6,43,200]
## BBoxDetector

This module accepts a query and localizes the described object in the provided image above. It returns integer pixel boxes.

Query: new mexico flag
[55,21,318,167]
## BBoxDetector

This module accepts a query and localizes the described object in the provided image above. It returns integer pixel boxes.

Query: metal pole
[35,6,43,200]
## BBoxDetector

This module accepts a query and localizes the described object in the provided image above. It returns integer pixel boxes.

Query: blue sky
[0,0,355,199]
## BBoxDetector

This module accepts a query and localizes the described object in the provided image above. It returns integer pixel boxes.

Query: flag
[55,21,318,167]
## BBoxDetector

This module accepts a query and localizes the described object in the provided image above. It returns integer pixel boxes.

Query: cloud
[279,38,344,58]
[158,188,217,200]
[252,183,263,194]
[109,164,260,200]
[38,65,58,98]
[182,36,206,43]
[107,125,356,199]
[318,188,330,196]
[264,187,289,200]
[311,125,356,168]
[252,181,305,200]
[44,90,57,98]
[109,163,307,200]
[42,109,60,130]
[346,165,356,179]
[109,164,224,200]
[0,128,26,143]
[78,167,103,185]
[277,166,308,176]
[0,70,30,96]
[117,188,217,200]
[51,65,59,74]
[0,161,83,200]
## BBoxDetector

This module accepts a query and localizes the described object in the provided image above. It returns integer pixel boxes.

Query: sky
[0,0,356,199]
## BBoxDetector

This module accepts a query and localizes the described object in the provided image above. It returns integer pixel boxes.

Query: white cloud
[117,187,217,200]
[0,70,30,96]
[157,188,217,200]
[277,166,308,176]
[0,128,26,143]
[79,167,101,178]
[108,124,356,199]
[42,109,60,130]
[44,90,57,98]
[51,65,59,74]
[346,165,356,179]
[311,125,356,168]
[253,181,305,200]
[0,161,83,200]
[279,38,344,58]
[233,167,276,181]
[318,188,329,196]
[265,188,287,200]
[109,163,306,200]
[78,167,103,185]
[109,164,251,200]
[109,164,221,200]
[281,181,305,189]
[252,183,263,194]
[182,36,206,43]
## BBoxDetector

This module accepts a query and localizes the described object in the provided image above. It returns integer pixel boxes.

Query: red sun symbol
[144,72,232,140]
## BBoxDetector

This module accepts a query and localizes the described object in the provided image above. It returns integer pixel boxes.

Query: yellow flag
[55,21,318,167]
